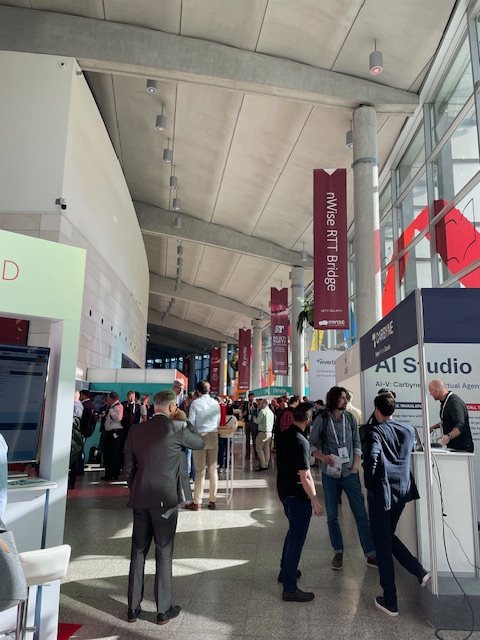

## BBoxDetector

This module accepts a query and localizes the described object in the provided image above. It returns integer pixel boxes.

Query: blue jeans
[186,449,195,480]
[280,497,312,592]
[322,471,375,556]
[368,496,423,608]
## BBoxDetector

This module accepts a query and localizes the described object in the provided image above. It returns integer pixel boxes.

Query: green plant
[296,297,314,334]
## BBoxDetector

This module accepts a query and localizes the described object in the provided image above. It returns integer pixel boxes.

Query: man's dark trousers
[128,506,178,614]
[368,496,423,608]
[280,496,312,592]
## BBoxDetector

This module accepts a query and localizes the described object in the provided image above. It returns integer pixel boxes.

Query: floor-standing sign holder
[0,230,86,640]
[359,288,480,630]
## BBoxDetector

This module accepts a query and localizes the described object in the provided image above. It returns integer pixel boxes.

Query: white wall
[0,51,149,371]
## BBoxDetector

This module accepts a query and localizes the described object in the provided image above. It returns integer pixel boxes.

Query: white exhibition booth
[338,288,480,628]
[0,230,86,639]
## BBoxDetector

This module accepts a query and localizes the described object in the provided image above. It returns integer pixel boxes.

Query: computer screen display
[0,343,50,463]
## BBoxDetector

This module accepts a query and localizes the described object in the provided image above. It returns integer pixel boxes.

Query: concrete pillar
[188,354,196,393]
[252,319,262,391]
[353,105,382,339]
[219,342,228,396]
[291,267,305,397]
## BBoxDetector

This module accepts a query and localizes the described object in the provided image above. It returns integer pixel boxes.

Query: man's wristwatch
[448,433,453,441]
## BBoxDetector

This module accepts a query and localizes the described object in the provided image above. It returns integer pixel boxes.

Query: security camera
[55,198,67,210]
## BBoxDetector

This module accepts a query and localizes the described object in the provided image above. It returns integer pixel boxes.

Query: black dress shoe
[157,605,181,625]
[282,588,314,602]
[277,568,301,583]
[127,606,141,622]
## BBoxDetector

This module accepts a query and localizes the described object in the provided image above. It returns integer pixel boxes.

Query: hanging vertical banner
[271,287,289,376]
[210,347,220,394]
[238,329,251,390]
[313,169,349,329]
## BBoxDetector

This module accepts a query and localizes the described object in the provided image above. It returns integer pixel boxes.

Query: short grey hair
[153,389,176,408]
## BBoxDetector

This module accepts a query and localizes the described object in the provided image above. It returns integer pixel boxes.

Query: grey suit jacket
[124,413,204,509]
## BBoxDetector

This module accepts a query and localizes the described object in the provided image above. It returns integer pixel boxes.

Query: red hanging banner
[238,329,251,390]
[313,169,349,330]
[210,347,221,394]
[271,288,289,376]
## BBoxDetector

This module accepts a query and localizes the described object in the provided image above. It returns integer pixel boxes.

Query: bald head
[428,378,448,402]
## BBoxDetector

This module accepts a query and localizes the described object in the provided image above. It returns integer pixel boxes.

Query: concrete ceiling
[0,0,457,356]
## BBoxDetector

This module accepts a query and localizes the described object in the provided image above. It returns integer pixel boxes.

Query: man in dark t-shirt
[428,379,474,452]
[276,402,323,602]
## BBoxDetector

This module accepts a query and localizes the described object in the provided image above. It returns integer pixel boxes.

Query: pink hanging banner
[271,287,289,376]
[238,329,251,390]
[313,169,349,330]
[210,347,221,394]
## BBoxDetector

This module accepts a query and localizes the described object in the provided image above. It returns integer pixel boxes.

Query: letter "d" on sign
[2,260,19,281]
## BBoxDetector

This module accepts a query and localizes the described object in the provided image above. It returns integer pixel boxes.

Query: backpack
[80,402,97,439]
[279,408,294,432]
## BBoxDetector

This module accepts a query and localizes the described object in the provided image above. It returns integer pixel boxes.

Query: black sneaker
[277,569,301,583]
[157,605,181,625]
[282,589,314,602]
[374,596,398,617]
[418,568,431,587]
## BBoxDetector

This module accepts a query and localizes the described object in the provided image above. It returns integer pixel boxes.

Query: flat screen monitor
[0,343,50,463]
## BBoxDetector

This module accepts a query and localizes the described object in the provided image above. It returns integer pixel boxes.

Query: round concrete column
[252,320,262,391]
[353,105,382,338]
[290,267,305,397]
[219,342,228,396]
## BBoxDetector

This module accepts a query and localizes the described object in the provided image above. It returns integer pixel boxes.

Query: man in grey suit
[124,389,204,625]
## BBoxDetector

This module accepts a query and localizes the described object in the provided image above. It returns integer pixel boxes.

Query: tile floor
[60,449,453,640]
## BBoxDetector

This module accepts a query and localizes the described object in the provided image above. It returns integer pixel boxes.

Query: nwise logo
[371,320,394,348]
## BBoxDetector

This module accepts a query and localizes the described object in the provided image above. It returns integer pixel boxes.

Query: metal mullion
[467,11,480,166]
[423,104,440,288]
[390,168,401,307]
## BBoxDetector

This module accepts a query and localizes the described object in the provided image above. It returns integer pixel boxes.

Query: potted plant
[296,297,314,334]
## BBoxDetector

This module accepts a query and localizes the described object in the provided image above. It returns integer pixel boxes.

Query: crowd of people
[63,376,474,625]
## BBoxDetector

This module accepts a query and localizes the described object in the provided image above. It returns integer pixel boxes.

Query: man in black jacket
[364,393,430,617]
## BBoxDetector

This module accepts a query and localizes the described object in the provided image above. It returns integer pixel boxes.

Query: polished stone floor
[60,447,457,640]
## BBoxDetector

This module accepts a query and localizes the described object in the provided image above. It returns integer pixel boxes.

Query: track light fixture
[146,79,158,94]
[175,215,182,228]
[300,242,308,262]
[156,106,166,132]
[163,139,173,164]
[177,242,183,255]
[369,40,383,75]
[170,165,178,189]
[173,193,181,211]
[345,129,353,149]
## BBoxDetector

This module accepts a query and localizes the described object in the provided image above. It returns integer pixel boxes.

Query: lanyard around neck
[440,392,452,420]
[329,413,346,447]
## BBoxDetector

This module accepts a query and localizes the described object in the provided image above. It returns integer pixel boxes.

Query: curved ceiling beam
[138,201,311,267]
[150,273,269,319]
[148,308,238,344]
[0,6,418,115]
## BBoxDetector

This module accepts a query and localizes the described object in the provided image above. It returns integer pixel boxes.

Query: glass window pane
[396,125,425,196]
[445,264,480,288]
[397,174,428,248]
[434,182,480,285]
[379,182,392,219]
[348,259,355,296]
[380,214,394,269]
[381,263,396,317]
[433,106,479,203]
[399,236,433,299]
[430,35,473,147]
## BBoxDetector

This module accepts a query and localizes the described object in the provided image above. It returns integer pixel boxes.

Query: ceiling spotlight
[177,242,183,255]
[345,129,353,149]
[170,165,178,189]
[369,41,383,75]
[163,139,173,164]
[177,266,183,277]
[146,79,158,94]
[259,305,264,320]
[300,242,308,262]
[177,256,183,267]
[173,197,181,211]
[156,113,166,132]
[175,215,182,228]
